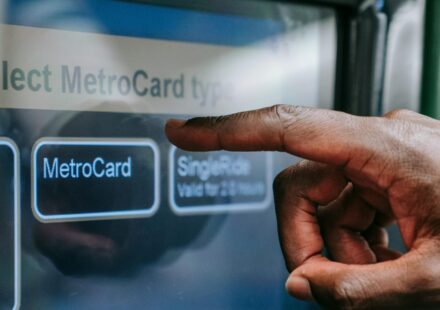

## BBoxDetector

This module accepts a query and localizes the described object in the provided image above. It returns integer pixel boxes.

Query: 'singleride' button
[169,146,272,215]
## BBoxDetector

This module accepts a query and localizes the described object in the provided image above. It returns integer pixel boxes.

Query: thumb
[286,246,440,309]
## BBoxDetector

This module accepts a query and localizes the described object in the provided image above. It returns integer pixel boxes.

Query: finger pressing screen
[165,105,383,167]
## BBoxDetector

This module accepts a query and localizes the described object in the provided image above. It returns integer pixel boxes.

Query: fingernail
[166,119,186,129]
[285,276,315,302]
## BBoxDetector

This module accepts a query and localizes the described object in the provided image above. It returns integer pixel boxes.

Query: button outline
[31,138,160,223]
[169,146,272,215]
[0,138,21,310]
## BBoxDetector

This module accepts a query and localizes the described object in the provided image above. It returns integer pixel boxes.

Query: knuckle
[273,168,291,194]
[272,164,304,208]
[368,114,415,150]
[411,255,439,290]
[273,161,308,193]
[273,173,288,212]
[269,105,313,151]
[330,277,363,309]
[384,108,415,120]
[271,104,304,125]
[325,271,376,310]
[272,104,297,117]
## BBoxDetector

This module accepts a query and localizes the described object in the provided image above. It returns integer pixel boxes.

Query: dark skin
[165,105,440,309]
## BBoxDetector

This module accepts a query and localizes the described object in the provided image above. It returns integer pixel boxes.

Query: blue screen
[0,1,336,309]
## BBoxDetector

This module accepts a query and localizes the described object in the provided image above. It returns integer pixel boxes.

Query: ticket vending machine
[0,0,418,309]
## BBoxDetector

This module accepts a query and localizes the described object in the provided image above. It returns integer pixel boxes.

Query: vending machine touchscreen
[0,0,337,308]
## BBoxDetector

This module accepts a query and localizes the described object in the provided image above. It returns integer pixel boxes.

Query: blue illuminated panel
[5,0,283,46]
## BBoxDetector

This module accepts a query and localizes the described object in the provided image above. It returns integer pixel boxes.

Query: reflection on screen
[0,0,336,309]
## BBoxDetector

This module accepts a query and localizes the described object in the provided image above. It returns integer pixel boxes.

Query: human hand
[165,105,440,308]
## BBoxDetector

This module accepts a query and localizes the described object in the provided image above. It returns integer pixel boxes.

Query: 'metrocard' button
[32,138,159,222]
